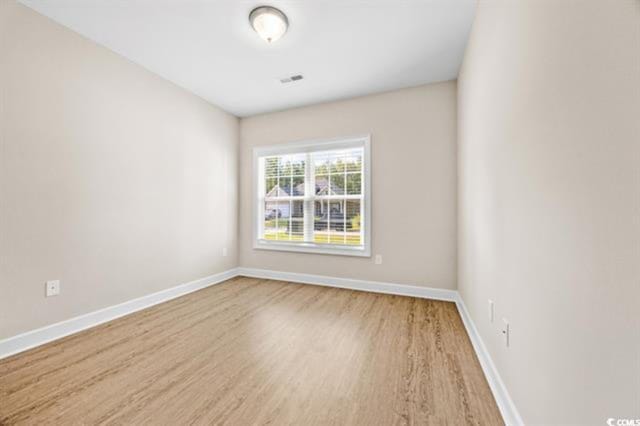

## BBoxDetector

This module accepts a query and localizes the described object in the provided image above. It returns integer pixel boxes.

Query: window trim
[252,135,371,257]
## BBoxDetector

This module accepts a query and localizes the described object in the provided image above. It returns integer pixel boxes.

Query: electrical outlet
[502,318,510,347]
[222,247,228,257]
[45,280,60,297]
[488,299,494,322]
[374,254,382,265]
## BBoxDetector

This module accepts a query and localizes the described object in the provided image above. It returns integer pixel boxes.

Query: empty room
[0,0,638,424]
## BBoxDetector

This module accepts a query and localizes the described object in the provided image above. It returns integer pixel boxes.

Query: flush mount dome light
[249,6,288,43]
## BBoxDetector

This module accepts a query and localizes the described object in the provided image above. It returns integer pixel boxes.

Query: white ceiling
[20,0,476,117]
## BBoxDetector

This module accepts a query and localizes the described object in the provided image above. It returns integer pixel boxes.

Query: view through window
[255,137,370,256]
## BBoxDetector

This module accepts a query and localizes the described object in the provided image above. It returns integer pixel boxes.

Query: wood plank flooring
[0,277,503,425]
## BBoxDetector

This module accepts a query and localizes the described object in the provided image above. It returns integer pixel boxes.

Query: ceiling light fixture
[249,6,288,44]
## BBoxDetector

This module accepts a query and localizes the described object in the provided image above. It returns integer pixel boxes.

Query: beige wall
[458,0,640,424]
[239,83,457,289]
[0,1,239,339]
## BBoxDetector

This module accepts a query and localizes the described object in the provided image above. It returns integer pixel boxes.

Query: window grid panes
[259,146,365,249]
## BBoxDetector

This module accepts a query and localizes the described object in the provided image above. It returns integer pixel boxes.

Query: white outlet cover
[488,299,494,322]
[45,280,60,297]
[502,318,510,347]
[374,254,382,265]
[222,247,228,257]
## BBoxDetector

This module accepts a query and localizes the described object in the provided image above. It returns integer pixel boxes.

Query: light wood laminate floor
[0,277,503,425]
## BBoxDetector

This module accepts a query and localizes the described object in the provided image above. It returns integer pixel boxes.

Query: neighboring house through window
[254,135,371,256]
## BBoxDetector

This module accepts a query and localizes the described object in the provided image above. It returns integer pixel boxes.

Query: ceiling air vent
[280,74,304,84]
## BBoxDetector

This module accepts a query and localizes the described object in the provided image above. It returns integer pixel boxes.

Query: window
[254,135,371,256]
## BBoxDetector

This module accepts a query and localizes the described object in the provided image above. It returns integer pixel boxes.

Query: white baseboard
[237,267,458,302]
[455,295,524,426]
[0,268,239,360]
[0,265,521,425]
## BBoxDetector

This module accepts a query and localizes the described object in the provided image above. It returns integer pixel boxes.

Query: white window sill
[254,239,371,257]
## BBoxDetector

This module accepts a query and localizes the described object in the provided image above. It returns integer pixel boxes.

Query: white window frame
[253,135,371,257]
